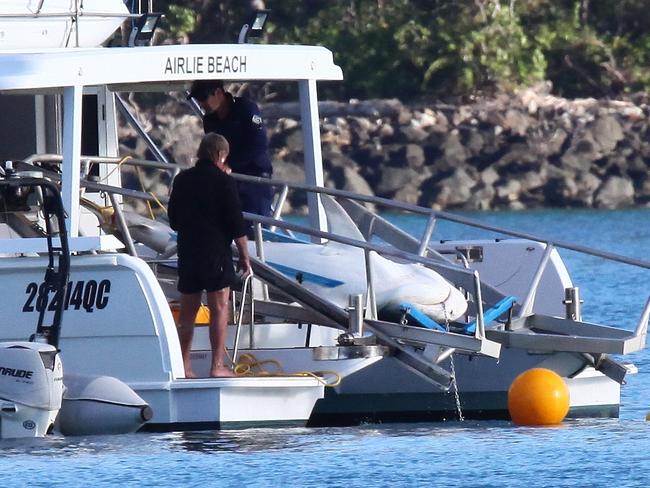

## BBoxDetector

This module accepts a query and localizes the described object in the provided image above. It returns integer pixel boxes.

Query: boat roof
[0,43,343,93]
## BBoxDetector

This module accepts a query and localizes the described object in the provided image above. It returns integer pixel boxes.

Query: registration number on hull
[23,280,111,313]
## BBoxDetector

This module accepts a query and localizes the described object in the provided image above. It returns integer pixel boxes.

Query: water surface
[2,209,649,487]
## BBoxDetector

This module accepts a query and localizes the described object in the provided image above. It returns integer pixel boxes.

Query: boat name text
[23,279,111,314]
[0,367,33,379]
[164,55,247,75]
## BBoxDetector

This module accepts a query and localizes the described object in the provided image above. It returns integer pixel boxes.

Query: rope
[218,275,342,387]
[79,197,114,227]
[148,191,168,215]
[226,351,342,387]
[96,155,132,183]
[134,165,155,220]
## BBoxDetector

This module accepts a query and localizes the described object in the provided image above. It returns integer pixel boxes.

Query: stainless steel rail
[17,153,650,325]
[228,172,650,272]
[0,13,138,18]
[26,154,650,272]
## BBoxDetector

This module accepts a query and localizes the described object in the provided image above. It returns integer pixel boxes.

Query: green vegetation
[155,0,650,100]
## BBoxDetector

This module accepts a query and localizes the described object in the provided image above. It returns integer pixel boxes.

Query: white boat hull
[225,344,620,424]
[0,254,325,431]
[186,317,621,425]
[137,376,324,430]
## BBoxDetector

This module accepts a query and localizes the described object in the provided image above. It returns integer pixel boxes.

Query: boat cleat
[313,344,390,361]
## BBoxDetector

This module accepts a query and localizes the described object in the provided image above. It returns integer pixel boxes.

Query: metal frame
[14,154,650,336]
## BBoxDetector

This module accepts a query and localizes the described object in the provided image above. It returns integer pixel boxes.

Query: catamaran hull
[311,353,619,424]
[227,345,620,425]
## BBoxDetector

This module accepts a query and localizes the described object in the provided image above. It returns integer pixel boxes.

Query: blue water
[3,209,650,487]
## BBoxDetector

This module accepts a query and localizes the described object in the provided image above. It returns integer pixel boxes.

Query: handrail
[518,243,555,318]
[23,154,176,171]
[634,296,650,337]
[238,212,489,339]
[16,154,650,329]
[15,156,494,336]
[11,155,650,348]
[225,173,650,272]
[18,153,650,271]
[240,213,476,279]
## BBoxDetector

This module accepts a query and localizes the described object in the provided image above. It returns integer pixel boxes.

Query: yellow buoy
[508,368,570,426]
[646,412,650,421]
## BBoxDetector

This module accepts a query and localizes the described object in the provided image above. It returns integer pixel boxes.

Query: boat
[0,2,647,431]
[0,177,152,438]
[0,0,130,50]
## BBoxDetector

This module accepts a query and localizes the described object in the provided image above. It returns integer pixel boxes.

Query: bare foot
[210,366,236,378]
[184,370,198,379]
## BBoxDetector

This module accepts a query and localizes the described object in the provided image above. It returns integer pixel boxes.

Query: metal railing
[14,153,650,340]
[12,154,494,341]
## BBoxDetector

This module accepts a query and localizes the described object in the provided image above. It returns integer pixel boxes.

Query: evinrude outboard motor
[0,342,63,439]
[0,176,69,439]
[0,174,154,438]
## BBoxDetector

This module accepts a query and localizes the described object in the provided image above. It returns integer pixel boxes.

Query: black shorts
[177,255,236,294]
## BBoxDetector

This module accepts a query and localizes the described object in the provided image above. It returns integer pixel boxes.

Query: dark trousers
[238,181,273,237]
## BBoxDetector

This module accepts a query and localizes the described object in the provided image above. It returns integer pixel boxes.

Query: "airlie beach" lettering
[164,55,247,75]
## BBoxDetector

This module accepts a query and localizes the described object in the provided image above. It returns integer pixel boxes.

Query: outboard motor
[0,176,68,439]
[0,342,63,439]
[0,176,153,438]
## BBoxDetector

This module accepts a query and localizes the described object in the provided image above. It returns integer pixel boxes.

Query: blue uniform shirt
[202,93,273,219]
[202,93,272,177]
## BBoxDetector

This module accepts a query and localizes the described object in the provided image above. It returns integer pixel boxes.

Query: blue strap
[267,261,345,288]
[398,302,446,332]
[465,296,516,334]
[262,228,310,244]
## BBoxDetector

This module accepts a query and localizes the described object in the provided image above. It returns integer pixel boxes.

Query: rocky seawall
[120,86,650,213]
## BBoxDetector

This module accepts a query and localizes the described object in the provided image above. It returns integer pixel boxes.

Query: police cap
[187,80,224,101]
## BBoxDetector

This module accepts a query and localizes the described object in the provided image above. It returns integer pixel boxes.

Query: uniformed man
[187,80,273,222]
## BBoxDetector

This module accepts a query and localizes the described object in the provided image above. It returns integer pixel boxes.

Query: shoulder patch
[251,114,263,125]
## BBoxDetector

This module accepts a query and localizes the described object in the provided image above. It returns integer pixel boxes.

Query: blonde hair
[197,133,229,162]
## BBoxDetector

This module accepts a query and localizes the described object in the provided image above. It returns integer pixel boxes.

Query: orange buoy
[508,368,570,426]
[169,303,211,325]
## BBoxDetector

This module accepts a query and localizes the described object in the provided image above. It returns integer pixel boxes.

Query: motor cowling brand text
[0,367,33,379]
[22,279,111,314]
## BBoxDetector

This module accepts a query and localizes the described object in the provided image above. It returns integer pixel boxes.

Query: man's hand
[234,235,252,278]
[238,254,252,278]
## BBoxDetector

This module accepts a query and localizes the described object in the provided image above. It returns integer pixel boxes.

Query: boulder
[376,166,422,197]
[120,89,650,213]
[594,176,635,208]
[591,115,624,154]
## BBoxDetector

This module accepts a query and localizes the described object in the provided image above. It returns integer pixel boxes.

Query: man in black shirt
[168,133,251,378]
[188,80,273,221]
